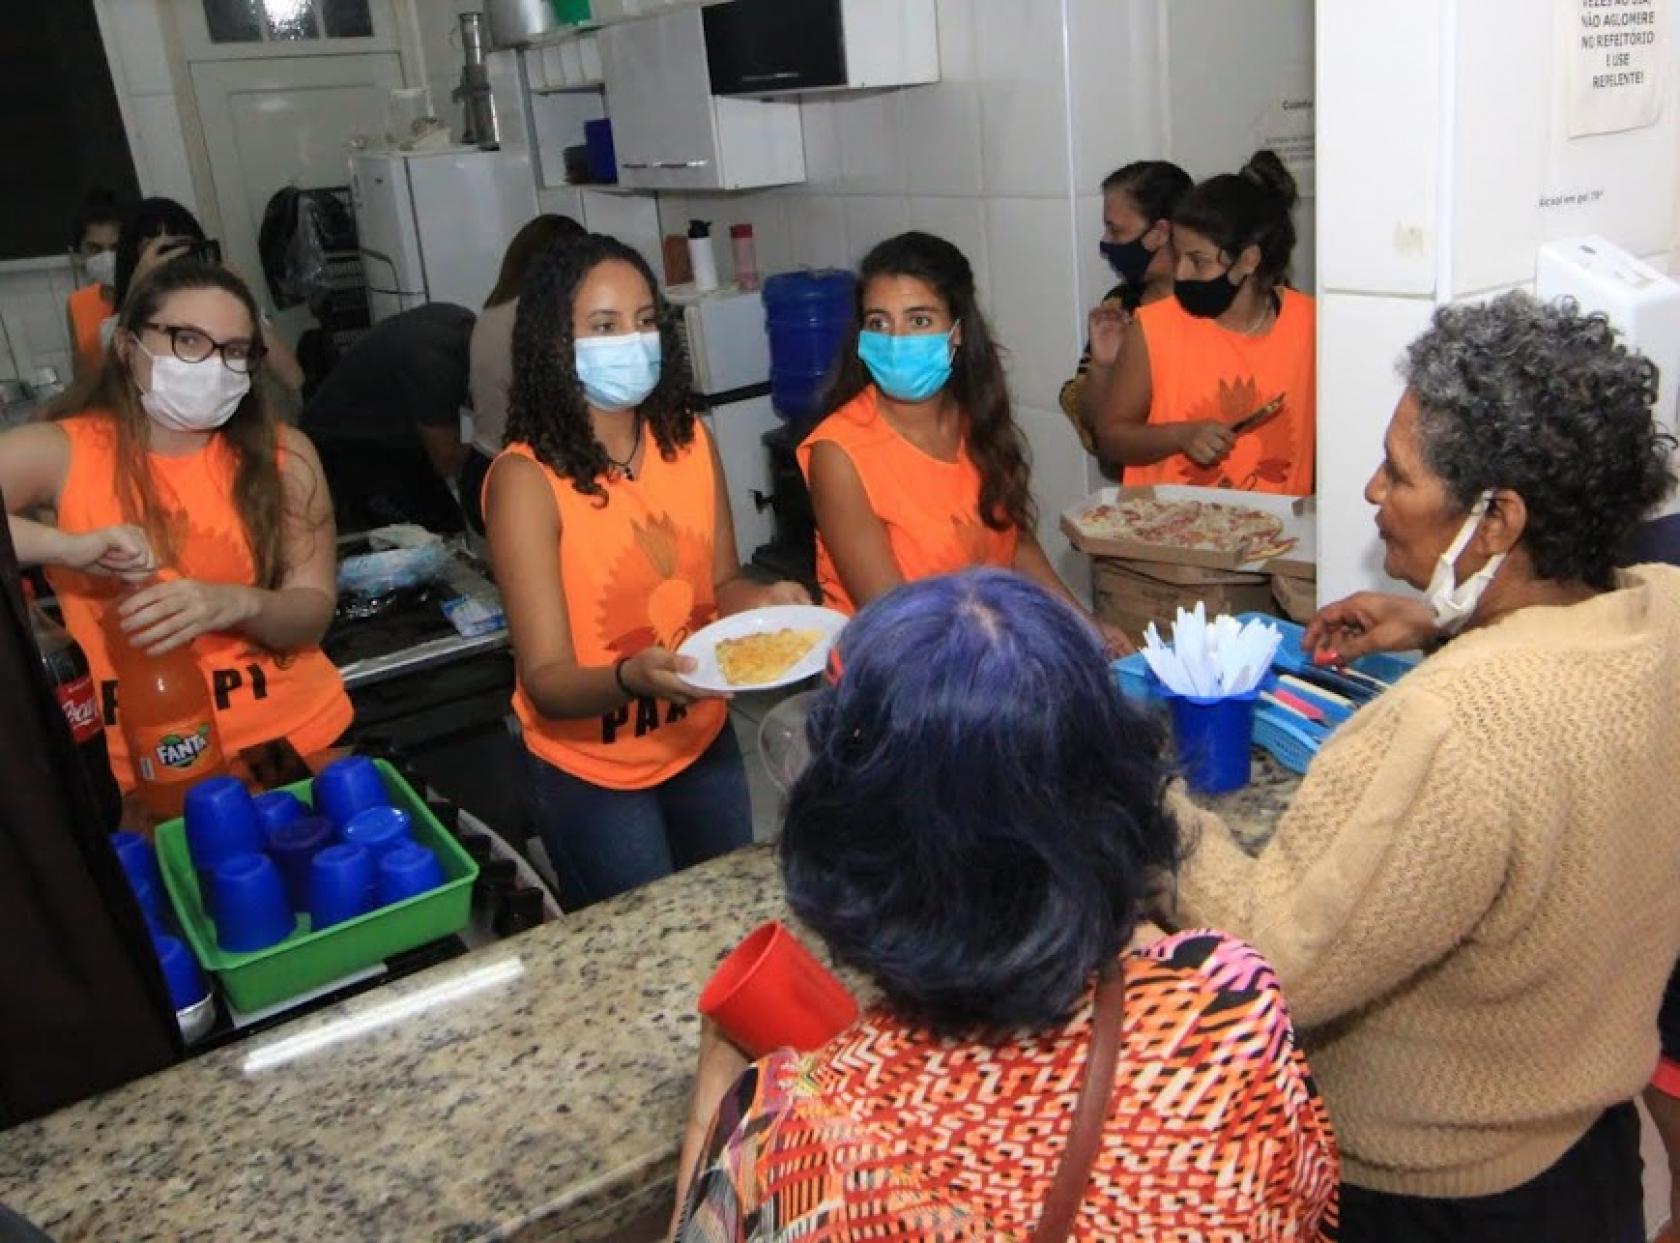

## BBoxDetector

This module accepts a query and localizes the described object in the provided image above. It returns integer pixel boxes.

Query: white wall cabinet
[588,0,726,25]
[599,8,804,191]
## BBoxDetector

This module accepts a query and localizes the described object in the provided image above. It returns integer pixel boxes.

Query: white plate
[677,605,849,694]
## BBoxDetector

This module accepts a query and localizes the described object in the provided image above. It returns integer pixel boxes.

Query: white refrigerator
[350,148,538,322]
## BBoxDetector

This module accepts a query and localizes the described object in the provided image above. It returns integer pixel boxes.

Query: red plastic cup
[698,920,859,1058]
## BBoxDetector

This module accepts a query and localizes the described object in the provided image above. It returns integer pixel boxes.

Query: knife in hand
[1231,393,1286,436]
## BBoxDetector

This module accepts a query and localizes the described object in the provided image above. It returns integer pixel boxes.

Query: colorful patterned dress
[676,930,1339,1241]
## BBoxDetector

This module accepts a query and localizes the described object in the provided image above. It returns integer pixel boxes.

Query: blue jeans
[524,725,752,910]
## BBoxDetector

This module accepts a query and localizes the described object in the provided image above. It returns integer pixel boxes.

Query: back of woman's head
[1173,150,1298,284]
[56,259,287,586]
[507,232,694,499]
[782,570,1181,1036]
[822,231,1034,534]
[113,197,206,308]
[1102,160,1193,225]
[486,213,585,308]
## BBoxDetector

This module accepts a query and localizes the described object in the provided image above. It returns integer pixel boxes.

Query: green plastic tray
[155,760,478,1013]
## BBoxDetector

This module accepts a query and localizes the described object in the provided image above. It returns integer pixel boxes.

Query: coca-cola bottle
[24,580,123,831]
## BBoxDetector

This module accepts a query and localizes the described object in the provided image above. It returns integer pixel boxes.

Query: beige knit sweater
[1172,564,1680,1198]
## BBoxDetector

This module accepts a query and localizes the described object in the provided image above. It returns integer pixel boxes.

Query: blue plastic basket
[1111,613,1419,775]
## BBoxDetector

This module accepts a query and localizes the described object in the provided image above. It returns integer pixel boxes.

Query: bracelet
[613,656,634,698]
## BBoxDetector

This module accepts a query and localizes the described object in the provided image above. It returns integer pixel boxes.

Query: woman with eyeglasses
[0,259,350,788]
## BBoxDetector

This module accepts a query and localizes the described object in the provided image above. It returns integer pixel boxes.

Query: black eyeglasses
[140,321,266,375]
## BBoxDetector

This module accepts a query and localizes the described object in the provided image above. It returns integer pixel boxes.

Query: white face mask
[1423,489,1506,634]
[84,249,116,288]
[136,344,250,433]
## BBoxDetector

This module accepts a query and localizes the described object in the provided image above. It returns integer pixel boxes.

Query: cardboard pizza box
[1062,485,1317,576]
[1267,495,1317,580]
[1271,572,1318,624]
[1091,556,1280,641]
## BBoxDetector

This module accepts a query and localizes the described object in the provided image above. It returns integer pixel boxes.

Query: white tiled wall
[91,0,199,215]
[0,261,82,386]
[1316,1,1680,605]
[1,0,202,379]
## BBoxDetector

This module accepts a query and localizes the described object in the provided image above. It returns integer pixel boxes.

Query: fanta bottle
[103,592,227,822]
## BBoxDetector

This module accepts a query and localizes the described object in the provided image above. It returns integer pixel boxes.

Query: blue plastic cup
[110,830,163,893]
[152,933,209,1010]
[313,756,390,829]
[376,842,445,907]
[253,789,307,844]
[1166,691,1258,796]
[342,805,412,859]
[310,844,376,930]
[126,872,167,933]
[184,776,262,878]
[210,853,296,953]
[267,815,337,912]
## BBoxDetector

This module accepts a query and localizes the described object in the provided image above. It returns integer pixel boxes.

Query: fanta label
[136,718,219,784]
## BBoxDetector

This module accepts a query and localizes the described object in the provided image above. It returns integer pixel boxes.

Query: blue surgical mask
[857,326,957,402]
[575,331,662,411]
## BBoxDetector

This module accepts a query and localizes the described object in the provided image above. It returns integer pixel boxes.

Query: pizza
[716,628,824,686]
[1074,497,1291,556]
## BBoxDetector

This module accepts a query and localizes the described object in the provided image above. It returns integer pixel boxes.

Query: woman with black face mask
[1093,150,1315,495]
[1059,161,1190,474]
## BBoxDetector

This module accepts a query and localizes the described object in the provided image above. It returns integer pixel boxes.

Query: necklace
[603,414,643,480]
[1239,290,1282,337]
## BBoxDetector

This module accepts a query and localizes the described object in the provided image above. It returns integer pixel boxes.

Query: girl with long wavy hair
[0,259,350,788]
[485,234,806,909]
[799,231,1129,651]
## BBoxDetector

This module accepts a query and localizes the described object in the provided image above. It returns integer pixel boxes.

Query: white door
[170,0,409,332]
[190,56,404,323]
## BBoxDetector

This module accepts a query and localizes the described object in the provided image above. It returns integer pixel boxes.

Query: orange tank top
[46,415,352,788]
[496,425,727,790]
[1129,288,1316,495]
[796,386,1019,616]
[68,284,113,373]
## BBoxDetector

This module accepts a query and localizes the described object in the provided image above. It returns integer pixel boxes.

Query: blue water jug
[762,270,856,421]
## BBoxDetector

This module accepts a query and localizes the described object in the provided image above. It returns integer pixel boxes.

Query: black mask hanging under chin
[1175,270,1245,319]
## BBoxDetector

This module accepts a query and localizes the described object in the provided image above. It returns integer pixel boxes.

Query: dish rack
[1111,612,1418,775]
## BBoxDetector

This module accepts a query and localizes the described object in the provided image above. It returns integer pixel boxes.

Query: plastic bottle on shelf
[687,220,719,293]
[24,580,123,831]
[103,588,227,822]
[731,224,760,291]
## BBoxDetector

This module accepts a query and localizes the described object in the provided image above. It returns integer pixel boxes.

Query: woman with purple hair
[671,569,1337,1240]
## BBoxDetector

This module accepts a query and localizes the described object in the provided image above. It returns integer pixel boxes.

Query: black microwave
[703,0,847,96]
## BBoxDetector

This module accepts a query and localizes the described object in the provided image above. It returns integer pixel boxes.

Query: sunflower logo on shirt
[1176,375,1297,491]
[597,512,716,656]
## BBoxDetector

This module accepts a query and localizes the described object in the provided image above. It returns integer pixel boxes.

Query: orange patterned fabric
[47,414,351,788]
[676,930,1339,1241]
[496,427,726,790]
[796,386,1018,616]
[1127,289,1316,495]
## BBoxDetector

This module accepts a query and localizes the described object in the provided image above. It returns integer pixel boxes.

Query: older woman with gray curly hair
[1169,292,1680,1242]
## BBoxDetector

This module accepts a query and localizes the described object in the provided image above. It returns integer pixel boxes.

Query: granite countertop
[0,762,1296,1243]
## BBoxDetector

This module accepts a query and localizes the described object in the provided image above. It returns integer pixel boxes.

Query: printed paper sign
[1564,0,1666,137]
